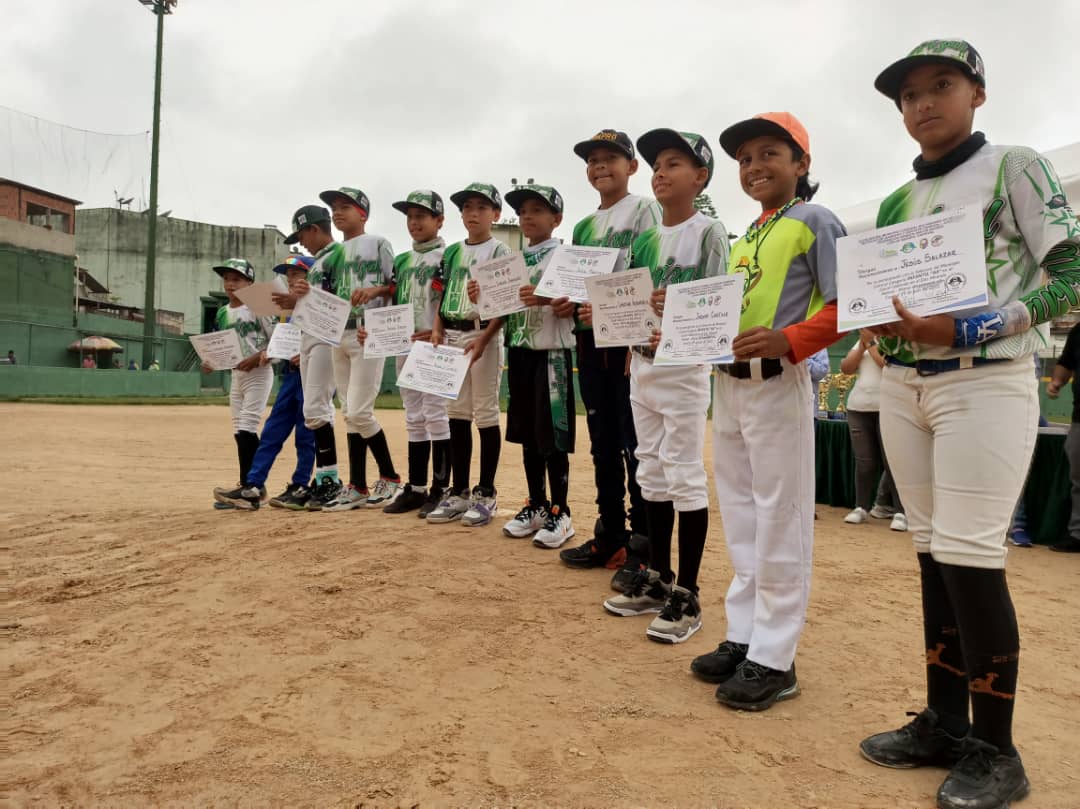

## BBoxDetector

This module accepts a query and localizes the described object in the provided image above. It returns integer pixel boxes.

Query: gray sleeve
[800,205,846,302]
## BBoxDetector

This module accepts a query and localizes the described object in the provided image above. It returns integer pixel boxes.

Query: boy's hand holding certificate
[473,253,530,319]
[534,245,619,303]
[397,341,471,400]
[363,304,413,359]
[654,275,744,365]
[584,268,657,347]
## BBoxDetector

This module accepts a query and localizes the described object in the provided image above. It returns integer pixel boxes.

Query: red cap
[718,112,810,159]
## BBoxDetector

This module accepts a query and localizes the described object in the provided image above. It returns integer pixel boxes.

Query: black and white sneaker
[645,585,702,644]
[502,500,549,538]
[610,533,650,593]
[383,484,427,514]
[715,660,800,711]
[216,485,265,510]
[859,708,967,769]
[418,487,444,519]
[307,477,343,511]
[602,568,671,616]
[936,738,1029,809]
[271,483,311,510]
[691,640,749,683]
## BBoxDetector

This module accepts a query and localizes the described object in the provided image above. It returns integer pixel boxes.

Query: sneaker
[859,708,967,769]
[461,487,497,527]
[270,483,310,510]
[323,483,368,512]
[418,487,445,519]
[845,507,868,524]
[383,484,426,514]
[533,507,575,549]
[503,500,549,538]
[367,477,401,508]
[213,482,241,498]
[217,484,265,511]
[690,640,749,683]
[611,533,650,593]
[212,501,236,510]
[307,477,344,511]
[936,738,1030,809]
[426,489,471,524]
[715,660,800,711]
[1006,528,1033,548]
[870,504,896,519]
[890,512,909,532]
[645,585,702,644]
[603,568,671,616]
[1049,536,1080,553]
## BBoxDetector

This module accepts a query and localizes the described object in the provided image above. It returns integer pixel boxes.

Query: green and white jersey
[572,193,662,273]
[214,302,274,357]
[342,233,395,319]
[435,237,512,322]
[877,142,1080,362]
[506,238,574,351]
[306,241,349,301]
[632,211,730,290]
[393,237,445,332]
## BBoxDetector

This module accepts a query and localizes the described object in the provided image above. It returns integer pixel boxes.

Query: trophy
[817,373,833,414]
[834,373,855,415]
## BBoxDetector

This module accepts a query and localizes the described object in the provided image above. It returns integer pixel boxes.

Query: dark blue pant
[246,368,315,488]
[575,329,646,550]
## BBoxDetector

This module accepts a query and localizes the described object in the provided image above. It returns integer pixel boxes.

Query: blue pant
[246,367,315,488]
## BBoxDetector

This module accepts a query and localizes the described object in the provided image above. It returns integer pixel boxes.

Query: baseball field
[6,403,1079,807]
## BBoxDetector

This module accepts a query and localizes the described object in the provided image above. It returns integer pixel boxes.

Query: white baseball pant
[300,334,336,430]
[396,354,450,442]
[229,364,273,433]
[333,329,384,438]
[629,354,710,512]
[712,358,814,672]
[880,359,1038,569]
[444,327,502,429]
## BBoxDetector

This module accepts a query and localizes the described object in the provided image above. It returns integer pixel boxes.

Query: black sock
[477,425,501,494]
[644,500,675,583]
[431,438,451,491]
[407,440,430,488]
[522,446,547,505]
[314,424,337,472]
[236,431,260,486]
[547,451,570,512]
[675,507,708,593]
[449,419,473,493]
[234,432,245,483]
[918,553,972,738]
[366,428,398,480]
[347,432,368,490]
[939,563,1020,753]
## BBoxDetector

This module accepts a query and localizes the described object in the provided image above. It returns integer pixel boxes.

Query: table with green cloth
[814,418,1071,546]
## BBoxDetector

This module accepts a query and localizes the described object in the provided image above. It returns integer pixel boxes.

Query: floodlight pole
[141,0,170,369]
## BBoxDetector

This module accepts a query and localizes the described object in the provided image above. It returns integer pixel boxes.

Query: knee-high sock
[645,500,675,583]
[407,440,430,488]
[675,507,708,593]
[522,446,547,505]
[346,432,368,490]
[477,425,501,494]
[918,553,971,738]
[547,451,570,512]
[313,424,338,482]
[236,431,260,486]
[431,438,451,491]
[449,419,473,494]
[366,428,398,480]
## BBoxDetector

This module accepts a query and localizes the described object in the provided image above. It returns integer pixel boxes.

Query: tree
[693,193,717,218]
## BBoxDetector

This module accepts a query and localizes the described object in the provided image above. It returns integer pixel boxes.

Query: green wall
[0,366,208,398]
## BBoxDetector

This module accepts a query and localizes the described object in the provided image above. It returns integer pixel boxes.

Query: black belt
[885,355,1010,376]
[345,317,358,330]
[718,358,784,380]
[442,318,483,332]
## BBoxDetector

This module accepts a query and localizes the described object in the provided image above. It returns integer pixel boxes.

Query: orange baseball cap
[718,112,810,159]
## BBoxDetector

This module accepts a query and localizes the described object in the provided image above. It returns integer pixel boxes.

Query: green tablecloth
[814,418,1070,546]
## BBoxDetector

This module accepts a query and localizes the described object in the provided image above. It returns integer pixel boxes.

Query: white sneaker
[869,504,895,519]
[323,483,368,512]
[461,487,498,527]
[503,500,548,538]
[532,507,575,549]
[844,507,868,524]
[425,490,471,524]
[890,512,908,532]
[366,477,401,507]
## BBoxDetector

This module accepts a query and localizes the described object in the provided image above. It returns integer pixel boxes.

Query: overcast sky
[3,0,1078,254]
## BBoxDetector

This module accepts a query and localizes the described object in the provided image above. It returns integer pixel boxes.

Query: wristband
[952,301,1031,348]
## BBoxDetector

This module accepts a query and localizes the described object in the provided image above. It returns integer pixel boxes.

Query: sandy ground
[4,402,1080,808]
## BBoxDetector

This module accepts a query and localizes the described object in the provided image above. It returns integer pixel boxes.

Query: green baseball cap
[319,186,371,214]
[636,129,714,187]
[212,257,255,282]
[283,204,331,245]
[392,189,445,216]
[449,182,502,211]
[875,39,986,108]
[505,183,564,214]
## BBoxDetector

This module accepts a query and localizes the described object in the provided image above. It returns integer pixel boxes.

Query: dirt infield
[5,403,1079,807]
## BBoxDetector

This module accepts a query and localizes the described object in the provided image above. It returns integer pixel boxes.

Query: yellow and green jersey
[392,237,445,332]
[632,211,729,290]
[214,303,274,357]
[435,237,512,322]
[505,238,574,351]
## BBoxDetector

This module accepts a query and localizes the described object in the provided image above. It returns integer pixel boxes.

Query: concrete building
[0,178,79,235]
[75,208,290,333]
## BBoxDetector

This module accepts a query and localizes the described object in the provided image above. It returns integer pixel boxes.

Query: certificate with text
[291,286,351,346]
[585,268,657,347]
[396,341,471,400]
[190,329,245,371]
[474,253,530,319]
[534,245,619,303]
[654,274,744,366]
[363,304,414,359]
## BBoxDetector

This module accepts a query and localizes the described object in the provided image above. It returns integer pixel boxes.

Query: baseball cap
[875,39,985,107]
[392,189,445,216]
[572,129,635,161]
[504,184,564,214]
[212,257,255,282]
[283,205,331,245]
[272,254,315,275]
[449,182,502,211]
[636,129,714,187]
[319,187,371,214]
[718,112,811,159]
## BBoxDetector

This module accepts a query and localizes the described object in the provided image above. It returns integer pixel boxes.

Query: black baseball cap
[283,205,331,245]
[505,184,564,214]
[212,257,255,282]
[636,129,715,187]
[573,129,635,161]
[449,182,502,211]
[875,39,986,108]
[392,189,445,216]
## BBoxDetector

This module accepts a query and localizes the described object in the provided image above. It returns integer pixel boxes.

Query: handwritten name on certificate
[654,274,744,366]
[585,268,657,347]
[396,341,471,400]
[534,245,619,303]
[190,329,245,371]
[474,253,530,319]
[291,286,351,346]
[837,205,988,331]
[363,304,414,359]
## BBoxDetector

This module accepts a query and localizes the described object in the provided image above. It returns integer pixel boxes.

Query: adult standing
[1046,323,1080,552]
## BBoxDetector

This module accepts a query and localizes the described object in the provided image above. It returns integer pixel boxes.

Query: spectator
[82,355,97,369]
[112,358,122,369]
[840,331,906,532]
[127,359,139,371]
[148,359,161,371]
[1046,325,1080,552]
[6,350,15,365]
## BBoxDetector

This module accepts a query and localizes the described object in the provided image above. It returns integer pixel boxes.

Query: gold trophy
[817,373,833,414]
[834,373,855,414]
